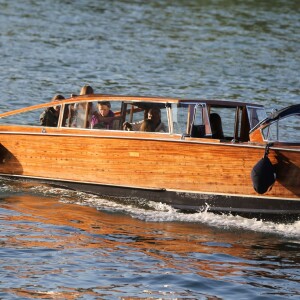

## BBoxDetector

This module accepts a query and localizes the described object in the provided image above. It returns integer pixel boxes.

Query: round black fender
[251,144,276,194]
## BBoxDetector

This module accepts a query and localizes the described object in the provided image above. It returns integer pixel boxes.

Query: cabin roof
[179,99,264,108]
[0,93,264,119]
[65,94,264,108]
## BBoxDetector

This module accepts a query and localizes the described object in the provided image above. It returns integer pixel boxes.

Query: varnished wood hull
[0,128,299,220]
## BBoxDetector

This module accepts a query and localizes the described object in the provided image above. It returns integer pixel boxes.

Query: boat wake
[1,179,299,239]
[29,185,300,239]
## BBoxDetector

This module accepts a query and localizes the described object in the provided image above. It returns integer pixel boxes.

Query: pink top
[91,110,115,129]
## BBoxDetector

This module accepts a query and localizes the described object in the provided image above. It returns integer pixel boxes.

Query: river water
[0,0,299,299]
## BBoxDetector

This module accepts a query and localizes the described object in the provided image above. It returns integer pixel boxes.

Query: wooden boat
[0,94,299,220]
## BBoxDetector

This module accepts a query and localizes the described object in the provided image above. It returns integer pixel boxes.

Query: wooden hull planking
[0,129,299,218]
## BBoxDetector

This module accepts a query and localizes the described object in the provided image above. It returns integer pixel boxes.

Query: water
[0,0,299,299]
[1,180,300,299]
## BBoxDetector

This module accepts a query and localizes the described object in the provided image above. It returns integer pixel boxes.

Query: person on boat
[148,107,167,132]
[139,119,155,132]
[40,94,65,127]
[123,109,148,131]
[68,84,97,128]
[91,101,115,129]
[209,113,224,139]
[71,84,94,98]
[123,107,167,132]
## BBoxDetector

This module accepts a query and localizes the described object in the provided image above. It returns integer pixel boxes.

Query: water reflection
[1,192,299,298]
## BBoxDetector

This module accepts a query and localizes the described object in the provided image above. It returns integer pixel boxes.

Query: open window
[123,102,169,133]
[61,100,124,130]
[0,104,63,127]
[247,106,267,129]
[170,103,210,137]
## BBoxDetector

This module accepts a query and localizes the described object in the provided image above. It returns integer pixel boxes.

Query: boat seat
[191,125,206,138]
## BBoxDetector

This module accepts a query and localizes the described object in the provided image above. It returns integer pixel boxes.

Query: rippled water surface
[1,180,300,299]
[0,0,299,299]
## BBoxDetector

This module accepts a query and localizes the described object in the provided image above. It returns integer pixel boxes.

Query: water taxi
[0,94,299,220]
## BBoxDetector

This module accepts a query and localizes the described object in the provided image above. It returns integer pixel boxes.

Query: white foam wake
[4,182,300,239]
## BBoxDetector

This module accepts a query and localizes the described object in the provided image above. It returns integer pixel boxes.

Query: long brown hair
[80,85,94,95]
[140,119,155,132]
[51,94,65,102]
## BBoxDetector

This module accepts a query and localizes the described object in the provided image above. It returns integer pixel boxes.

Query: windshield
[247,106,267,129]
[262,114,300,142]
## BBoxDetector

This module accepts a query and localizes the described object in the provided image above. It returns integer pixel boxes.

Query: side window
[110,101,124,130]
[171,104,189,134]
[190,104,208,138]
[209,107,236,139]
[0,106,62,127]
[247,107,267,129]
[193,105,204,125]
[162,107,168,127]
[124,104,145,124]
[62,102,97,128]
[171,103,210,136]
[63,102,86,128]
[123,103,169,133]
[90,100,123,130]
[124,105,148,130]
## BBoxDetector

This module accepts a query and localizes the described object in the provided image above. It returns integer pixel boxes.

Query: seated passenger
[140,119,155,132]
[91,101,115,129]
[209,113,224,139]
[69,85,96,128]
[40,94,65,127]
[123,107,167,132]
[71,84,94,98]
[123,109,148,131]
[148,107,168,132]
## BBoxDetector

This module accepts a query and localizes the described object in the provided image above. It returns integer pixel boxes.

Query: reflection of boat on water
[0,193,277,281]
[0,94,299,221]
[2,187,299,300]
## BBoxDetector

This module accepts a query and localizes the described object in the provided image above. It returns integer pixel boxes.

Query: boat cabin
[0,95,267,143]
